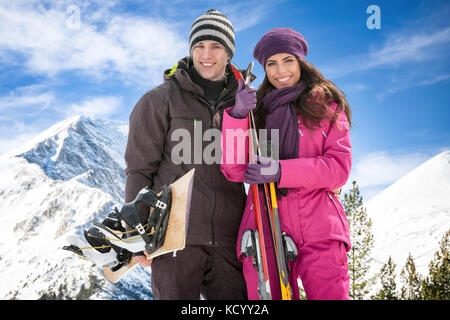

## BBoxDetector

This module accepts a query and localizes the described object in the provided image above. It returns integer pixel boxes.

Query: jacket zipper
[195,91,233,247]
[209,102,217,246]
[297,120,304,136]
[197,97,217,246]
[327,191,347,227]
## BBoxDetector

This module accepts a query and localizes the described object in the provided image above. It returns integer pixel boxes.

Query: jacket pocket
[171,116,199,125]
[168,116,198,136]
[326,191,350,236]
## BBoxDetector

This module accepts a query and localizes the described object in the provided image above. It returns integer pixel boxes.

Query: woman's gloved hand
[244,155,281,184]
[230,79,257,119]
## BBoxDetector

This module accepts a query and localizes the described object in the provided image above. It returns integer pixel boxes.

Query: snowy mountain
[0,116,153,300]
[1,114,448,299]
[366,150,450,279]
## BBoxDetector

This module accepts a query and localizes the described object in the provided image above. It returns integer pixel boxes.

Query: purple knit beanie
[253,28,309,67]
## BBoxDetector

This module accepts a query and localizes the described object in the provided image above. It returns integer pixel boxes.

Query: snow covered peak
[366,150,450,276]
[13,116,128,202]
[368,150,450,205]
[0,115,152,300]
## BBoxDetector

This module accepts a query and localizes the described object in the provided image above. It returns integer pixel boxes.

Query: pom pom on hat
[253,28,308,67]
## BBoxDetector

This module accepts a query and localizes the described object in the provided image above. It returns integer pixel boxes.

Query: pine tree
[342,181,375,300]
[400,253,423,300]
[422,230,449,300]
[372,256,398,300]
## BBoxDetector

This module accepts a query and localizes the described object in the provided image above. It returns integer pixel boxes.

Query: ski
[231,62,272,300]
[245,62,294,300]
[248,107,293,299]
[245,62,273,300]
[231,62,297,300]
[268,182,293,300]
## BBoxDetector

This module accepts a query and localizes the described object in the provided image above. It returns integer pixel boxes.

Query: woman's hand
[244,155,281,184]
[231,79,257,119]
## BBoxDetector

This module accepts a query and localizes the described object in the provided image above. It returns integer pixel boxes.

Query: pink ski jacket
[220,102,352,259]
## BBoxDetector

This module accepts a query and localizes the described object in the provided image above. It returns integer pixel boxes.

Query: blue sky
[0,0,449,200]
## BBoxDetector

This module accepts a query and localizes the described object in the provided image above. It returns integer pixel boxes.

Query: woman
[221,28,352,300]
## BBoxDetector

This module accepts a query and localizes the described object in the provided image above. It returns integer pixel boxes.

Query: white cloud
[0,1,188,85]
[0,131,39,155]
[368,27,450,66]
[0,93,123,155]
[343,151,431,200]
[0,0,279,86]
[0,117,51,155]
[0,92,54,110]
[67,96,122,118]
[0,83,59,155]
[374,71,450,100]
[222,0,276,32]
[0,84,56,112]
[348,151,429,189]
[341,83,370,94]
[420,74,450,86]
[321,27,450,79]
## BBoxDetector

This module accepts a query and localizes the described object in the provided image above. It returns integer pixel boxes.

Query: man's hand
[135,254,152,267]
[332,187,342,200]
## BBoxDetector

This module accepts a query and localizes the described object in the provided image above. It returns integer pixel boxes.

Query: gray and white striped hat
[189,9,235,58]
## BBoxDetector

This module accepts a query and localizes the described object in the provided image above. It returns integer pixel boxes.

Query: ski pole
[268,182,293,300]
[244,64,293,300]
[245,62,272,300]
[231,61,272,299]
[248,108,293,300]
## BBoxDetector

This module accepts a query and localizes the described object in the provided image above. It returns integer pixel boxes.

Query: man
[124,9,249,300]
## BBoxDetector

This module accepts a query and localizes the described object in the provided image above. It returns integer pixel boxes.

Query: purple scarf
[262,81,306,160]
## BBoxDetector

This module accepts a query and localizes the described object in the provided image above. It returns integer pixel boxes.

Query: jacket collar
[163,56,242,98]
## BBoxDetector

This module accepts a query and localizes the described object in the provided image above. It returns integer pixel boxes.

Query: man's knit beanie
[253,28,308,67]
[189,9,235,58]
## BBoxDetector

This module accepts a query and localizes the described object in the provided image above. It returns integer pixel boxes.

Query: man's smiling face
[192,41,230,81]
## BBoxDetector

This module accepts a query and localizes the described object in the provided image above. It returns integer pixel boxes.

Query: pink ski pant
[242,239,350,300]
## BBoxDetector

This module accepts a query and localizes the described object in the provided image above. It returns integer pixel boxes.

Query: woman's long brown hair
[254,58,351,130]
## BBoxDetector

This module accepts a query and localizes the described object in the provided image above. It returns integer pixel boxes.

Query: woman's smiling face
[265,53,301,89]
